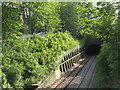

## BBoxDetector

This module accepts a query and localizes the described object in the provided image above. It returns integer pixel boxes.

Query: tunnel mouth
[85,44,101,56]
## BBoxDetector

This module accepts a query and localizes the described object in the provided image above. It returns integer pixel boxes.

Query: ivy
[2,32,79,88]
[2,2,119,88]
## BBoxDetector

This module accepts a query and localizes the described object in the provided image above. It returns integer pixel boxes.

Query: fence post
[55,67,60,79]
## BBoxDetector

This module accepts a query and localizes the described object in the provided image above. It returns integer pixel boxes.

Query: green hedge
[2,32,80,88]
[96,42,119,88]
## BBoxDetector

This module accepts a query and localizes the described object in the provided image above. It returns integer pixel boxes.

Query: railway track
[35,55,96,89]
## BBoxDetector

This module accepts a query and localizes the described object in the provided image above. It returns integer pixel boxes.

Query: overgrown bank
[2,2,119,88]
[2,32,80,88]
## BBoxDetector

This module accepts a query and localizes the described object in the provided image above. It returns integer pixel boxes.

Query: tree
[60,2,79,37]
[2,2,23,39]
[30,2,61,33]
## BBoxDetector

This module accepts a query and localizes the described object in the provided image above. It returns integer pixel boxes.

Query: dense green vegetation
[2,32,79,88]
[2,2,62,39]
[79,2,119,88]
[2,2,119,88]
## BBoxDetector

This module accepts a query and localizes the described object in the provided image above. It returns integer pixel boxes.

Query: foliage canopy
[2,2,119,88]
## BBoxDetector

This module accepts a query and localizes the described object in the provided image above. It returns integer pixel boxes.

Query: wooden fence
[32,45,84,89]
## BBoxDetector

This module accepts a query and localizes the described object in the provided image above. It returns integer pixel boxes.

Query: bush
[96,42,119,88]
[2,32,80,88]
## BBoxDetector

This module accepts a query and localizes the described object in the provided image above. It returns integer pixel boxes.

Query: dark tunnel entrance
[85,44,101,56]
